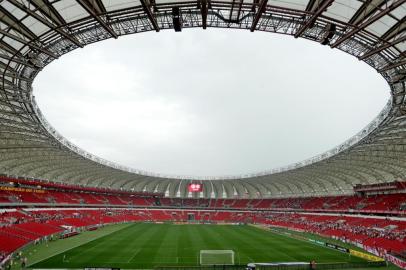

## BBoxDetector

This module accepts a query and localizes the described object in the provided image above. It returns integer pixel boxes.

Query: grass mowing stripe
[233,226,307,261]
[58,223,144,264]
[224,226,278,262]
[29,224,377,269]
[26,223,133,267]
[31,223,152,268]
[98,224,151,263]
[162,225,181,260]
[214,226,257,263]
[135,224,170,265]
[177,224,196,265]
[250,226,357,261]
[225,225,299,262]
[188,225,219,263]
[84,223,158,267]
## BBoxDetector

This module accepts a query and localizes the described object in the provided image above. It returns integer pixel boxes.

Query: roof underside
[0,0,405,198]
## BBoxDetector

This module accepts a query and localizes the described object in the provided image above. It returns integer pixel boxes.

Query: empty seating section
[0,189,163,207]
[12,192,49,203]
[0,234,28,253]
[13,223,62,236]
[1,226,39,240]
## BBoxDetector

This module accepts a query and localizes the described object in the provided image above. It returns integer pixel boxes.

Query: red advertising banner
[386,254,406,269]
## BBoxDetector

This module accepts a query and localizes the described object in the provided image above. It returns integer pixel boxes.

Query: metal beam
[0,62,18,74]
[235,0,243,23]
[96,0,108,13]
[7,0,83,48]
[348,0,386,25]
[140,0,160,32]
[304,0,317,12]
[0,53,35,68]
[31,47,59,60]
[229,0,236,23]
[31,0,67,26]
[294,0,335,38]
[331,0,406,48]
[0,6,37,41]
[3,72,33,83]
[381,17,406,41]
[0,29,56,60]
[0,40,21,57]
[201,0,208,29]
[0,36,57,61]
[250,0,268,32]
[379,58,406,72]
[359,35,406,60]
[76,0,118,39]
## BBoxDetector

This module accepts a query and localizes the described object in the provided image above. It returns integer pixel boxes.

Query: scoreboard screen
[188,183,203,192]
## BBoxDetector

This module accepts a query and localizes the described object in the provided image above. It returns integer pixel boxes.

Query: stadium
[0,0,405,270]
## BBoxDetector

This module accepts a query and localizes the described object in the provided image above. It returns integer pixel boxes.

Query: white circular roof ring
[0,0,405,198]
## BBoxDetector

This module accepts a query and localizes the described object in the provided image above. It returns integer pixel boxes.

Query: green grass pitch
[28,223,367,269]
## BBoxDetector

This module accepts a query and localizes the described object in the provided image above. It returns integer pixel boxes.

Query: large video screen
[188,183,203,192]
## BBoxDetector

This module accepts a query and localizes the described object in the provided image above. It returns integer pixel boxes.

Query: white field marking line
[27,224,132,267]
[248,226,322,261]
[65,237,113,262]
[264,227,352,256]
[237,247,297,262]
[246,254,255,263]
[94,261,133,264]
[96,259,181,264]
[127,248,141,263]
[32,268,78,270]
[154,256,196,259]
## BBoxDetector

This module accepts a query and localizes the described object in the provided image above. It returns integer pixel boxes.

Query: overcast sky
[33,29,389,178]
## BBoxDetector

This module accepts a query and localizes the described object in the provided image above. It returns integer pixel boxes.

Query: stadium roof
[0,0,405,198]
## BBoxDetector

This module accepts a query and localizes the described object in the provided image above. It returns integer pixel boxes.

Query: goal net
[200,250,235,265]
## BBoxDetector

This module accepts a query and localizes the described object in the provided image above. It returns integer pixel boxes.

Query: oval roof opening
[34,29,389,178]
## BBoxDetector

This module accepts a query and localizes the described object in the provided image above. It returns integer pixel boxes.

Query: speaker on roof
[172,7,182,32]
[320,23,336,46]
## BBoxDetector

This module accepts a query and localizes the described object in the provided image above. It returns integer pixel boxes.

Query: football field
[29,223,366,269]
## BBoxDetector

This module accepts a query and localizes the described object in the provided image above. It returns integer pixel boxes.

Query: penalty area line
[127,248,141,263]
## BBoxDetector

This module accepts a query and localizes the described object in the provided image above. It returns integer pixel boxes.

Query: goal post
[200,250,235,265]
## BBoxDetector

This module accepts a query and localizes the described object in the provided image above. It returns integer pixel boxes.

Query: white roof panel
[52,0,88,23]
[156,0,201,3]
[2,1,26,20]
[366,15,397,36]
[101,0,141,12]
[389,3,406,20]
[21,15,50,37]
[270,0,308,11]
[395,42,406,53]
[2,35,24,50]
[324,0,362,23]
